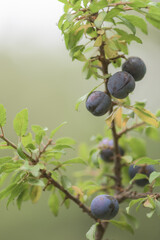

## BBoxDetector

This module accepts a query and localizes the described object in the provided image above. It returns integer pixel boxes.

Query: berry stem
[111,120,122,190]
[94,41,123,240]
[99,43,122,191]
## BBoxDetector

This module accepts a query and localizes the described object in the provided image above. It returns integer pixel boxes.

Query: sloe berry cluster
[86,56,146,116]
[89,57,150,220]
[98,138,124,163]
[129,165,155,187]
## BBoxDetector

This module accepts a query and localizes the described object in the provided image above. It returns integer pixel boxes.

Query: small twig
[105,174,117,181]
[61,196,69,206]
[118,122,145,138]
[43,180,51,191]
[90,56,100,62]
[109,54,127,62]
[115,187,160,203]
[95,222,109,240]
[0,134,36,164]
[111,120,122,190]
[36,139,53,162]
[72,8,88,15]
[40,169,99,222]
[91,65,103,70]
[53,164,63,171]
[0,127,4,137]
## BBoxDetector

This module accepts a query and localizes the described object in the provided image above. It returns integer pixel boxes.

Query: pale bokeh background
[0,1,160,240]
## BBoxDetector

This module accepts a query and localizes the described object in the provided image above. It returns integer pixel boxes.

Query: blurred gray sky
[0,1,63,52]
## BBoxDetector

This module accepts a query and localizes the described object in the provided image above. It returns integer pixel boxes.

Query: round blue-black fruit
[129,165,155,187]
[108,71,135,99]
[99,138,124,162]
[91,194,119,220]
[122,57,146,81]
[86,91,111,116]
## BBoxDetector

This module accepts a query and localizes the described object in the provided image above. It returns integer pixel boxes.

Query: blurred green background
[0,1,160,240]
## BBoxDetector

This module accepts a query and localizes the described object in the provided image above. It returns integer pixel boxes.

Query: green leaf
[116,40,128,55]
[153,177,160,187]
[134,101,147,110]
[0,183,17,200]
[144,196,155,209]
[58,13,66,30]
[17,186,29,209]
[75,93,88,111]
[32,125,47,145]
[63,157,86,166]
[146,5,160,30]
[0,162,22,174]
[114,28,142,44]
[110,220,134,234]
[17,143,27,160]
[62,20,70,32]
[156,109,160,117]
[13,109,28,136]
[126,198,146,214]
[7,183,25,208]
[0,173,8,187]
[30,186,42,203]
[149,171,160,183]
[105,8,122,20]
[116,16,136,35]
[0,104,6,127]
[146,209,155,218]
[121,155,133,164]
[134,157,160,165]
[89,149,100,168]
[146,14,160,29]
[104,38,118,59]
[155,200,160,217]
[0,156,12,165]
[48,192,59,216]
[73,50,86,62]
[86,223,98,240]
[53,144,73,150]
[129,0,148,8]
[83,0,88,8]
[25,144,37,152]
[94,35,103,47]
[66,24,84,50]
[94,12,107,28]
[123,212,139,229]
[61,175,72,189]
[22,133,34,146]
[120,14,148,34]
[28,178,45,187]
[50,122,67,138]
[106,107,119,128]
[70,45,85,60]
[56,137,76,145]
[21,161,45,177]
[133,107,159,128]
[130,173,148,184]
[90,0,108,13]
